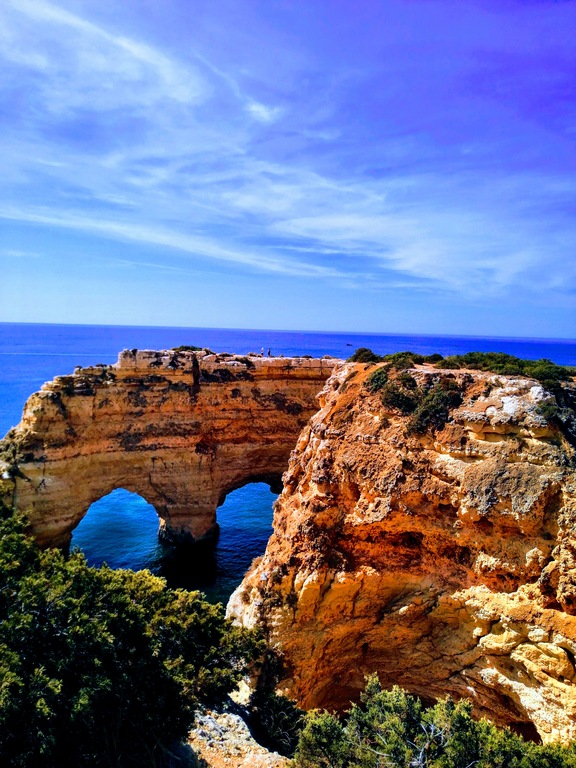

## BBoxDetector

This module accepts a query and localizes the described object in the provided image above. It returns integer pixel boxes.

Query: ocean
[1,322,575,604]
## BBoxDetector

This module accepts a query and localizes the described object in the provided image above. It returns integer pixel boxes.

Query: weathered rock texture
[188,710,288,768]
[229,362,576,743]
[0,350,336,548]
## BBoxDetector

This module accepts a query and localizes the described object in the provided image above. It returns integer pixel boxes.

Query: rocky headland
[229,358,576,743]
[2,347,576,750]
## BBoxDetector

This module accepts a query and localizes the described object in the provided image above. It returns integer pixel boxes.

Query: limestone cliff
[229,362,576,743]
[0,350,336,548]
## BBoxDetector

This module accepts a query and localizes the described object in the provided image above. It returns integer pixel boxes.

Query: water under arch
[71,482,278,603]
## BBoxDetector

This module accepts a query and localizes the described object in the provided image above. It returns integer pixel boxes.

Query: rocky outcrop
[0,350,337,548]
[229,362,576,743]
[188,710,288,768]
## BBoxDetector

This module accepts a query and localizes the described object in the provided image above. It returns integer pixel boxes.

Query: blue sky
[0,0,575,337]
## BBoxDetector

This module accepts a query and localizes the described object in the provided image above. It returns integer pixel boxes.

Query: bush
[435,352,576,444]
[397,371,418,390]
[171,345,203,352]
[408,379,463,434]
[246,648,304,757]
[381,351,445,370]
[365,367,389,393]
[347,348,384,363]
[437,352,572,390]
[380,382,418,414]
[0,505,261,768]
[293,675,576,768]
[383,351,424,369]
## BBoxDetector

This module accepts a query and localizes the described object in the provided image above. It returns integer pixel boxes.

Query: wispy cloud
[1,0,575,333]
[0,206,349,279]
[2,249,40,259]
[1,0,206,111]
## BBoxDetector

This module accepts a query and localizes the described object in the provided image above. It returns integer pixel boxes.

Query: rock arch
[0,349,338,548]
[71,487,161,565]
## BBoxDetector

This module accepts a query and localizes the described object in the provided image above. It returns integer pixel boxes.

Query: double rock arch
[0,349,338,548]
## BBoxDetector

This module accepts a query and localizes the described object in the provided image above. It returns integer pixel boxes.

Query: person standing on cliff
[267,348,271,357]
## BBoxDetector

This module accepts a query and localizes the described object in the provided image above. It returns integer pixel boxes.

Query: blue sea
[1,322,575,604]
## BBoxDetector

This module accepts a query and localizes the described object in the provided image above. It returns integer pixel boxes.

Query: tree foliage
[293,676,576,768]
[0,504,261,767]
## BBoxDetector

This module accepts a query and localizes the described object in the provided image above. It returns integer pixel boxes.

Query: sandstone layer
[229,362,576,743]
[0,350,336,547]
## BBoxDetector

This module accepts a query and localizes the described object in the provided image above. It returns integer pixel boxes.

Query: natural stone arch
[216,471,284,509]
[0,349,338,549]
[71,487,162,565]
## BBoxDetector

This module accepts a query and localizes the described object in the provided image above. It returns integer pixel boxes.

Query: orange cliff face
[228,362,576,744]
[0,350,337,548]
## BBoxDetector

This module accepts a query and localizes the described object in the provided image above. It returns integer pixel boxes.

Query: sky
[0,0,575,338]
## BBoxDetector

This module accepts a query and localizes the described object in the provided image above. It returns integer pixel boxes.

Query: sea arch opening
[71,480,279,605]
[71,487,164,572]
[160,479,279,603]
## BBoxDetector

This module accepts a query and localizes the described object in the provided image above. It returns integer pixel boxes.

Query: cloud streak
[1,0,575,334]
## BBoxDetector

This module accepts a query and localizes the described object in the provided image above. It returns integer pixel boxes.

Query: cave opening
[72,482,278,605]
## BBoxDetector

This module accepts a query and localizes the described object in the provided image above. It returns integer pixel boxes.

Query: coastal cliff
[229,360,576,743]
[0,349,337,548]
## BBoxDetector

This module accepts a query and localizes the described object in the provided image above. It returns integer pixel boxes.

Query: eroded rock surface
[229,363,576,743]
[188,711,288,768]
[0,350,336,547]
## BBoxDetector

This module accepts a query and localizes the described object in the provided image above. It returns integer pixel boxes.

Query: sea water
[1,322,575,604]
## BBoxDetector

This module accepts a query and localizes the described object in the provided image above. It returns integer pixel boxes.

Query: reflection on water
[71,483,277,604]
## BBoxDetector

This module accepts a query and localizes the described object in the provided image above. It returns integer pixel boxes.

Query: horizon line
[0,320,574,345]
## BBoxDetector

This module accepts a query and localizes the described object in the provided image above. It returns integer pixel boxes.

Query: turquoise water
[71,484,277,604]
[1,322,575,604]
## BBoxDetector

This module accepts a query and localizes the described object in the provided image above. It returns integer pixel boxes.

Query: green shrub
[383,351,424,369]
[381,351,445,370]
[246,649,304,757]
[380,382,418,414]
[537,400,576,445]
[408,379,463,434]
[437,352,572,389]
[347,348,384,363]
[365,367,389,393]
[0,504,260,768]
[435,352,575,444]
[397,371,418,390]
[172,345,203,352]
[293,675,576,768]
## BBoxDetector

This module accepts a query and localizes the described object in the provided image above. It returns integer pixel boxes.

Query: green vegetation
[373,372,463,434]
[407,378,463,435]
[348,349,444,367]
[436,352,576,444]
[347,347,385,363]
[436,352,572,390]
[360,350,575,440]
[0,504,260,767]
[380,381,419,415]
[382,351,443,370]
[293,675,576,768]
[243,649,305,757]
[365,367,389,392]
[171,345,204,352]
